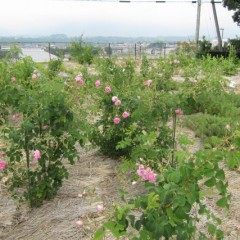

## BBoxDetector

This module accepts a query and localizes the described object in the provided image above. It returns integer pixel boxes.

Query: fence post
[139,43,142,60]
[134,43,137,60]
[108,43,111,58]
[48,42,51,61]
[163,43,166,58]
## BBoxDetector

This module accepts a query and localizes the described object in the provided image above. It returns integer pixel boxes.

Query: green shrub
[183,114,230,138]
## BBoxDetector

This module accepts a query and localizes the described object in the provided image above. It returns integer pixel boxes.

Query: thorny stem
[171,112,177,166]
[24,128,33,207]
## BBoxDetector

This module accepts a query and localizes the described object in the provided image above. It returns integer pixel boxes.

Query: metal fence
[0,41,178,62]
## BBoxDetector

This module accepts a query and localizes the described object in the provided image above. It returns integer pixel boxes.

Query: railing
[0,41,178,61]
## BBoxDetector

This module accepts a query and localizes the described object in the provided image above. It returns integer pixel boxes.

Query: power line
[55,0,221,3]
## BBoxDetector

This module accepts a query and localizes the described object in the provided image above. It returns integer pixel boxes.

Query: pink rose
[148,173,157,183]
[231,146,236,151]
[11,77,16,83]
[137,165,157,183]
[95,80,101,87]
[32,73,37,79]
[144,79,153,86]
[34,150,41,160]
[76,220,83,227]
[175,109,183,115]
[112,96,118,103]
[105,86,111,93]
[75,76,84,85]
[97,205,104,212]
[114,99,121,106]
[10,113,20,121]
[113,117,120,125]
[122,111,130,119]
[137,168,146,177]
[225,124,231,131]
[43,125,49,130]
[0,161,6,170]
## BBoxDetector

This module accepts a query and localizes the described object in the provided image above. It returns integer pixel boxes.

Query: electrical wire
[55,0,221,3]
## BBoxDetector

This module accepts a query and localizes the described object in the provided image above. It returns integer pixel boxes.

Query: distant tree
[229,37,240,51]
[70,36,100,64]
[148,41,165,50]
[196,36,212,58]
[222,0,240,25]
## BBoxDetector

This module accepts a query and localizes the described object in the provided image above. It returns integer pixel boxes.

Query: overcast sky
[0,0,239,39]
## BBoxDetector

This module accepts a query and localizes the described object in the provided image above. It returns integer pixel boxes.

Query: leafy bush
[95,150,229,240]
[0,57,84,207]
[47,59,62,79]
[89,58,177,167]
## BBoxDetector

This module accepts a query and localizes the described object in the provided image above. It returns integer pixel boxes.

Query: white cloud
[0,0,239,38]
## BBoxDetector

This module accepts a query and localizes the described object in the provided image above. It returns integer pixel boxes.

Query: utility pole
[211,0,222,50]
[220,28,224,41]
[195,0,202,46]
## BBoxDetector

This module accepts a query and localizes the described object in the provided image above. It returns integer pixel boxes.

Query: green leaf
[216,197,228,208]
[167,171,181,183]
[186,193,197,205]
[156,174,165,183]
[94,228,105,240]
[147,192,159,209]
[103,221,116,230]
[103,221,126,238]
[215,169,225,180]
[204,177,216,187]
[207,223,216,235]
[204,169,215,178]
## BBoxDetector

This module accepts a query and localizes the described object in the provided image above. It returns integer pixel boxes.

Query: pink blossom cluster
[137,164,157,183]
[112,96,121,106]
[113,111,130,125]
[75,76,84,85]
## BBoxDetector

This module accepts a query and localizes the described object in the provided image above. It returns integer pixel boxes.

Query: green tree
[70,36,100,64]
[223,0,240,25]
